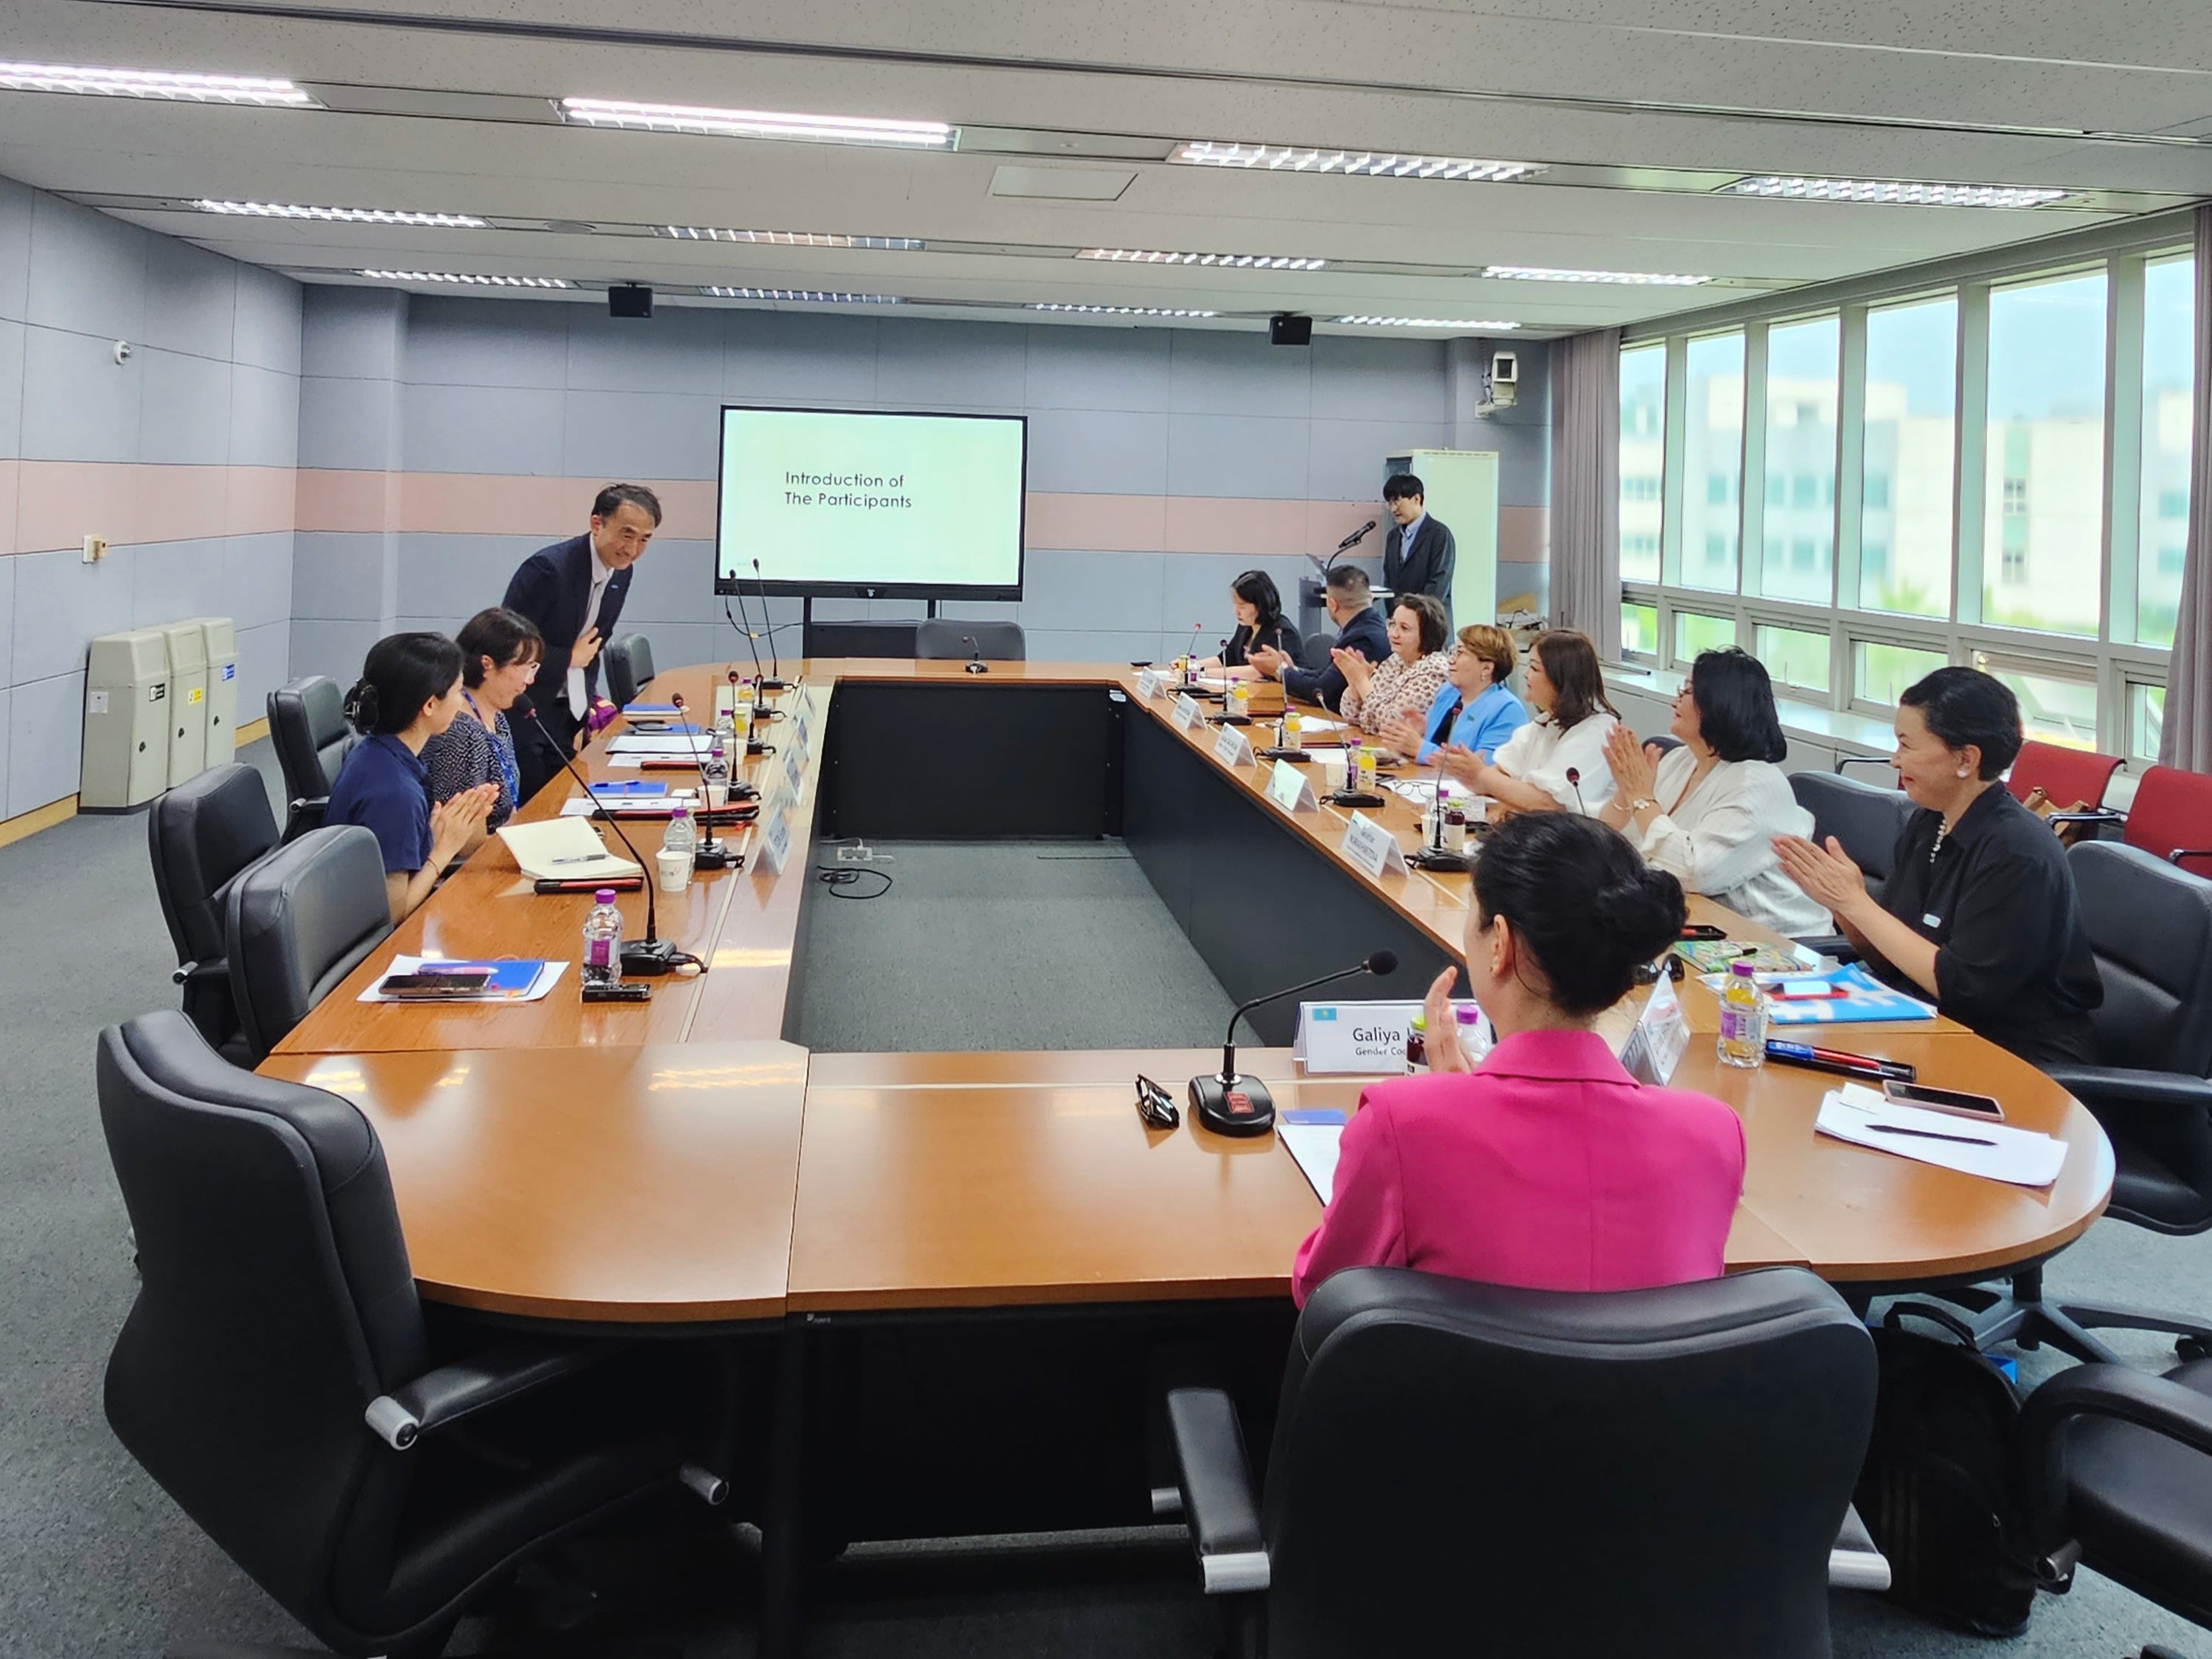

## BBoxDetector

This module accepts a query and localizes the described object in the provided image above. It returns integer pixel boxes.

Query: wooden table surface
[260,659,2112,1321]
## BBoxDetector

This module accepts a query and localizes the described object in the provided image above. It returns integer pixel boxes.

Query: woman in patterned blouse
[420,606,543,848]
[1335,592,1451,738]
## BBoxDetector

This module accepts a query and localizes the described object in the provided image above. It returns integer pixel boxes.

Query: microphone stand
[1408,753,1472,873]
[751,558,789,691]
[521,706,695,977]
[1189,953,1397,1133]
[961,635,990,675]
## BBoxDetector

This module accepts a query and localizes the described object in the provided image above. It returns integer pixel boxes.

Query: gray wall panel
[136,349,233,467]
[24,194,145,341]
[8,670,81,818]
[400,382,566,475]
[141,237,237,362]
[1026,407,1169,495]
[21,324,145,463]
[0,177,30,324]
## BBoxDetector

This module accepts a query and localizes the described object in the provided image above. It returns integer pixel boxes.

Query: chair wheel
[2177,1338,2211,1362]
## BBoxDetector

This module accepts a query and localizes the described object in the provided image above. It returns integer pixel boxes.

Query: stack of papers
[558,790,699,819]
[495,816,642,881]
[1278,1109,1348,1203]
[361,955,569,1004]
[1815,1081,2066,1187]
[1698,962,1935,1026]
[607,734,714,757]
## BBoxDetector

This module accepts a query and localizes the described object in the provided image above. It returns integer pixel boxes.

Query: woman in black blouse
[420,607,544,844]
[1206,570,1303,680]
[1774,667,2102,1068]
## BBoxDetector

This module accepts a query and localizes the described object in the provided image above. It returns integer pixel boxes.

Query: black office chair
[268,677,359,842]
[224,826,394,1064]
[97,1010,725,1659]
[148,763,281,1057]
[602,633,657,707]
[1790,770,1912,902]
[1165,1265,1877,1658]
[915,619,1026,661]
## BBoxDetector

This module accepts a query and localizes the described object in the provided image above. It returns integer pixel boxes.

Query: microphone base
[1257,748,1312,763]
[963,660,990,674]
[1409,846,1475,874]
[758,678,789,693]
[622,939,683,977]
[692,840,732,872]
[1187,1072,1276,1136]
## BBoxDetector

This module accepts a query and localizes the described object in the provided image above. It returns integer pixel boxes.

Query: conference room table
[258,657,2114,1646]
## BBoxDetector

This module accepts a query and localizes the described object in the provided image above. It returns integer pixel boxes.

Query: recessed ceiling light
[1722,175,2070,209]
[1484,265,1709,286]
[1030,303,1220,317]
[1173,142,1543,184]
[561,97,953,148]
[1336,316,1521,330]
[704,287,904,304]
[359,270,570,288]
[0,61,317,105]
[657,226,925,250]
[199,199,485,227]
[1079,248,1325,270]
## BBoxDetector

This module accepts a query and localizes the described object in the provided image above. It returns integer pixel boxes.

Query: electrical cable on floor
[817,865,894,900]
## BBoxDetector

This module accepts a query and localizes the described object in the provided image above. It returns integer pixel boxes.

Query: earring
[1956,768,1970,778]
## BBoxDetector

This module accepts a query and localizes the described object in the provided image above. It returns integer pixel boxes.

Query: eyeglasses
[1135,1074,1180,1130]
[1632,953,1688,986]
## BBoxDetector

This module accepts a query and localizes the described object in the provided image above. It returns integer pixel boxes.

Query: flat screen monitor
[713,405,1026,600]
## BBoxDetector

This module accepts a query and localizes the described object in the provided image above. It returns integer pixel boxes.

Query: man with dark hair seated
[1248,564,1387,712]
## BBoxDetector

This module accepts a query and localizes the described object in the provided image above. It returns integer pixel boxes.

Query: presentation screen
[714,406,1026,600]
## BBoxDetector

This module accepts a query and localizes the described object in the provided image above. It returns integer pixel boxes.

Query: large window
[1861,296,1956,617]
[1680,333,1745,593]
[1762,316,1838,605]
[1619,343,1666,584]
[1983,271,2107,637]
[2139,254,2194,648]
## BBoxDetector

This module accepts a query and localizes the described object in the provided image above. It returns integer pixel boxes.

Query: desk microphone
[1189,950,1398,1135]
[521,705,697,977]
[1337,518,1378,552]
[726,595,768,690]
[962,635,990,675]
[667,694,733,869]
[1180,622,1203,686]
[1566,766,1590,817]
[751,558,789,690]
[1409,757,1472,873]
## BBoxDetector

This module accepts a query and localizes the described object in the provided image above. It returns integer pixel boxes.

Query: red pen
[1764,1040,1916,1083]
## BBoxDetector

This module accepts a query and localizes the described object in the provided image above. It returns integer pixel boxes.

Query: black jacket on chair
[502,533,634,793]
[1383,515,1455,614]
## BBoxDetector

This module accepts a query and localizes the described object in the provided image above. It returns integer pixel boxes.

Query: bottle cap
[1730,959,1758,975]
[1453,1004,1483,1026]
[671,803,689,818]
[594,888,616,902]
[1410,1013,1427,1032]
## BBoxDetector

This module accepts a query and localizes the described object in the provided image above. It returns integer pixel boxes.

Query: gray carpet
[1,751,2209,1656]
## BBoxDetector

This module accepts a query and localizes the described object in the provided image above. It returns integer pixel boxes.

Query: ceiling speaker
[608,283,653,319]
[1269,313,1312,347]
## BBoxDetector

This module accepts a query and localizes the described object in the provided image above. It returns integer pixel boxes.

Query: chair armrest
[2020,1363,2212,1554]
[2168,848,2212,867]
[283,796,330,842]
[364,1343,608,1451]
[172,956,228,988]
[1166,1387,1270,1594]
[2040,1065,2212,1117]
[1833,755,1891,776]
[2044,808,2125,827]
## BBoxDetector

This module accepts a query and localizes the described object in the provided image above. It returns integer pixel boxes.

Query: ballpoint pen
[1866,1123,1997,1148]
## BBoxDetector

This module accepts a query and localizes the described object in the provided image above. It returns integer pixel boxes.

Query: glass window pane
[1854,641,1947,708]
[1762,316,1837,603]
[1861,296,1956,617]
[1619,344,1666,585]
[2139,255,2194,647]
[1621,601,1658,657]
[1681,333,1745,593]
[2130,683,2166,761]
[1753,624,1832,695]
[1674,610,1735,663]
[1973,653,2099,750]
[1983,271,2107,636]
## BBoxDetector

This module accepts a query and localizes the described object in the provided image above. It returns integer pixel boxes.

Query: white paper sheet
[495,816,642,881]
[358,954,570,1004]
[1814,1082,2066,1187]
[1280,1120,1346,1204]
[606,734,715,756]
[557,792,698,818]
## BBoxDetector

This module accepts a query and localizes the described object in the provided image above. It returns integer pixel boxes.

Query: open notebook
[495,816,642,883]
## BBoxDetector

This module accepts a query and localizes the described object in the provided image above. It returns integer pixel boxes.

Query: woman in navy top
[1389,622,1528,763]
[1200,570,1302,680]
[421,607,543,842]
[325,632,499,923]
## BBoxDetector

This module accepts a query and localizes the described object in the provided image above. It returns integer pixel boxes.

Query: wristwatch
[1627,796,1657,814]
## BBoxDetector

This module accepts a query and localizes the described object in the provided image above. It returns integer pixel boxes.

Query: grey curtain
[1548,327,1623,659]
[2159,204,2212,773]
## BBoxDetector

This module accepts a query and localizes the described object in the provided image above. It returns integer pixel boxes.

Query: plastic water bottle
[1717,959,1767,1068]
[1405,1014,1428,1074]
[582,888,623,987]
[663,802,696,861]
[1453,1002,1491,1062]
[703,741,729,806]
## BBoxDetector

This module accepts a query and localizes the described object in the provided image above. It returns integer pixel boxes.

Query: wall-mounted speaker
[608,284,653,319]
[1269,313,1313,347]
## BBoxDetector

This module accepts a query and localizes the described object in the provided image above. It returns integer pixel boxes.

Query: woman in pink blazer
[1293,812,1746,1306]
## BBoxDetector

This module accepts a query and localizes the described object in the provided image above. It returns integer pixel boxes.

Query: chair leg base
[1888,1271,2212,1369]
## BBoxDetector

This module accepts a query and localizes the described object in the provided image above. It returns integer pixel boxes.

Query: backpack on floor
[1852,1316,2039,1636]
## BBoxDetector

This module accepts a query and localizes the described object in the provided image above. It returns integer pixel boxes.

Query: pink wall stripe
[3,463,299,555]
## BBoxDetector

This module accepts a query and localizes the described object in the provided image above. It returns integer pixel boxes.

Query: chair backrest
[268,676,358,804]
[2068,841,2212,1077]
[147,764,282,1047]
[1261,1266,1875,1659]
[915,619,1026,661]
[1789,771,1913,895]
[2008,740,2123,810]
[2124,765,2212,879]
[98,1009,425,1632]
[225,826,394,1062]
[604,633,655,706]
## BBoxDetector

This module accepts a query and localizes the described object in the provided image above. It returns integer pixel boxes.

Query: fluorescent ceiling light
[657,225,924,250]
[1031,303,1219,317]
[359,269,569,288]
[199,199,485,228]
[1173,142,1541,184]
[0,61,316,105]
[1336,316,1521,330]
[561,97,952,148]
[1484,265,1709,286]
[1722,175,2069,209]
[705,287,903,304]
[1079,248,1324,270]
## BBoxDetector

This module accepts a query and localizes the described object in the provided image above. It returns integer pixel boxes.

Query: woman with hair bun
[325,631,499,923]
[1292,813,1747,1306]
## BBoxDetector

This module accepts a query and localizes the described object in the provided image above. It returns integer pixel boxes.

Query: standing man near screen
[1248,564,1388,712]
[1382,473,1455,627]
[502,482,659,804]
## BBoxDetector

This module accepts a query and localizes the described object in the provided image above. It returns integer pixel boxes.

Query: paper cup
[1318,753,1349,792]
[706,781,729,809]
[656,847,692,894]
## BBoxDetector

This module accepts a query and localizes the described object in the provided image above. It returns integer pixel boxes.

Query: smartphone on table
[1882,1079,2004,1121]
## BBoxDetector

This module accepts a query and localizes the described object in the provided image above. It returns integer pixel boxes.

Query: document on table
[495,816,641,881]
[1279,1109,1348,1204]
[1814,1081,2066,1187]
[606,733,714,756]
[359,955,568,1003]
[557,792,698,818]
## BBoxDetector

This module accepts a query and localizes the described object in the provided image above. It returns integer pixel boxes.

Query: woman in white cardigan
[1596,647,1832,939]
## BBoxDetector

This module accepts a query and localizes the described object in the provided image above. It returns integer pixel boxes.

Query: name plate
[1341,811,1408,877]
[1211,723,1255,767]
[714,684,739,720]
[1268,758,1318,813]
[1621,970,1691,1086]
[782,744,807,800]
[1136,668,1167,699]
[1295,998,1490,1074]
[756,808,793,876]
[1172,693,1203,731]
[788,692,813,752]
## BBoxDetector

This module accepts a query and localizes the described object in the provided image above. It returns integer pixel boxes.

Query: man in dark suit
[1247,564,1388,712]
[1382,472,1455,626]
[502,482,660,803]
